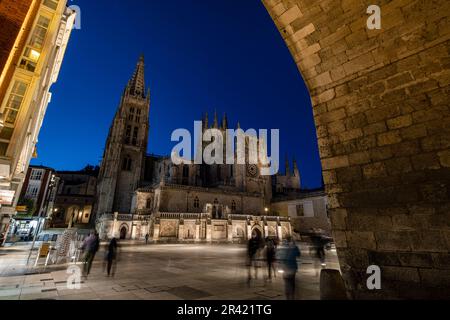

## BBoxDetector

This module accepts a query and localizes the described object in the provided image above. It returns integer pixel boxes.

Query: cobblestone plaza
[0,242,338,300]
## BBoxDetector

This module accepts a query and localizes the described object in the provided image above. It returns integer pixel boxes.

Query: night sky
[31,0,323,189]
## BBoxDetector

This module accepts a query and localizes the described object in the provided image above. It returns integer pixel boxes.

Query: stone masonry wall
[263,0,450,299]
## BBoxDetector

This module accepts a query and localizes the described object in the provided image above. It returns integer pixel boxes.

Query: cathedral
[95,56,301,242]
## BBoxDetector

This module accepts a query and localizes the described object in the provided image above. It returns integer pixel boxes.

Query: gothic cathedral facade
[95,56,300,243]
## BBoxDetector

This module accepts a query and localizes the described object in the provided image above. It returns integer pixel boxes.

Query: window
[296,204,304,217]
[20,16,51,72]
[26,185,39,197]
[183,165,189,178]
[122,156,132,171]
[231,200,236,211]
[146,198,152,209]
[30,170,43,181]
[4,81,28,126]
[128,108,135,121]
[194,196,200,209]
[132,127,138,146]
[217,166,221,181]
[135,109,141,122]
[0,79,29,152]
[125,125,131,144]
[43,0,59,10]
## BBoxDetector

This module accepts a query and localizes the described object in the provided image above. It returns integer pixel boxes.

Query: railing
[100,214,114,220]
[228,214,250,220]
[99,213,152,221]
[100,212,289,223]
[159,213,202,220]
[135,209,153,215]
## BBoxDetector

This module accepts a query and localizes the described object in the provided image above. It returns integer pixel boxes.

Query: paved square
[0,242,340,300]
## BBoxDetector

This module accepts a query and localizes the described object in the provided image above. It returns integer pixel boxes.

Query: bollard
[320,269,349,300]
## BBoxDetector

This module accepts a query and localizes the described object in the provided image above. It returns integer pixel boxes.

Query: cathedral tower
[95,56,150,217]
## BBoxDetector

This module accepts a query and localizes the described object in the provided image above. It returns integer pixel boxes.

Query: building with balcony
[0,0,76,243]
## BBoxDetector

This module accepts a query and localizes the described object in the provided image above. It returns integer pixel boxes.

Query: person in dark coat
[247,233,260,282]
[265,237,277,281]
[81,231,100,276]
[279,237,301,300]
[105,238,118,277]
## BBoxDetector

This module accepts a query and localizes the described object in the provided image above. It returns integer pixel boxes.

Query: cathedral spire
[203,112,209,130]
[293,157,299,177]
[285,154,291,176]
[213,110,219,128]
[127,54,146,98]
[222,112,228,130]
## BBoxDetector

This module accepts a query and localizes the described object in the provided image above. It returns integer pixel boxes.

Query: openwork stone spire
[127,54,146,98]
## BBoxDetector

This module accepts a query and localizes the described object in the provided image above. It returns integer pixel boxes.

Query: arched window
[125,125,131,144]
[122,156,132,171]
[132,127,138,146]
[183,165,189,178]
[217,166,221,181]
[231,200,236,211]
[146,198,152,209]
[135,109,141,122]
[128,108,135,121]
[194,196,200,209]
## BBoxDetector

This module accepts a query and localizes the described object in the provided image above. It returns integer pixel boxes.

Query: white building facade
[0,1,76,243]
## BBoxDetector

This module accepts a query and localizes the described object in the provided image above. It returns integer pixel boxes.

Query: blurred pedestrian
[278,237,301,300]
[145,233,149,244]
[265,237,277,281]
[105,238,118,277]
[311,231,327,266]
[81,231,100,276]
[247,232,260,283]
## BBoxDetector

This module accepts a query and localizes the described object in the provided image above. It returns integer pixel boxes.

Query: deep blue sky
[31,0,323,188]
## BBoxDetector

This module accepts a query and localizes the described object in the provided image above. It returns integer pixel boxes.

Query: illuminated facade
[0,0,76,243]
[95,57,296,242]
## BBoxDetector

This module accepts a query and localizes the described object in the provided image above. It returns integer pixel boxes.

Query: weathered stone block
[375,231,412,251]
[322,155,349,170]
[377,131,402,146]
[387,115,413,130]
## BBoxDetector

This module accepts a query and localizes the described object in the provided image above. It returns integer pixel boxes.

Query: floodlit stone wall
[263,0,450,299]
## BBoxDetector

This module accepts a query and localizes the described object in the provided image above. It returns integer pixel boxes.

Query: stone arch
[119,224,129,240]
[263,0,450,299]
[251,224,264,240]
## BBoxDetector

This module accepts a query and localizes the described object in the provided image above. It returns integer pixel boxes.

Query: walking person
[265,237,277,281]
[279,237,301,300]
[81,231,100,277]
[105,238,118,277]
[145,233,149,244]
[247,232,260,284]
